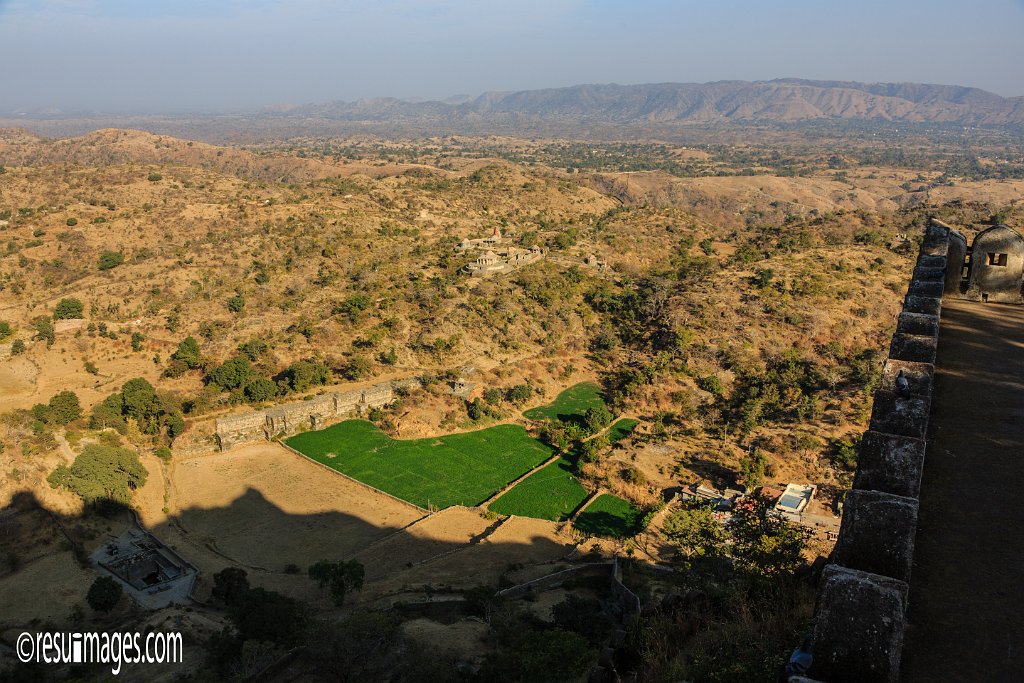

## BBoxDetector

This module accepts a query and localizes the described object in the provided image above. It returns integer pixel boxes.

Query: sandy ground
[0,356,39,409]
[143,444,425,580]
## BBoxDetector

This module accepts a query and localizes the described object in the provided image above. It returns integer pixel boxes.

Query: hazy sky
[1,0,1023,112]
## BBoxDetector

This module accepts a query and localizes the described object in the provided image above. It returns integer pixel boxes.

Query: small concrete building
[775,483,816,521]
[962,224,1024,303]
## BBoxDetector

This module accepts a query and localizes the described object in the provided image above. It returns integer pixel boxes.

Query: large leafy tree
[47,390,82,425]
[729,493,809,575]
[48,444,148,507]
[663,503,728,559]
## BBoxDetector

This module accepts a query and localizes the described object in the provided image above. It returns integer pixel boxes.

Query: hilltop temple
[455,227,545,277]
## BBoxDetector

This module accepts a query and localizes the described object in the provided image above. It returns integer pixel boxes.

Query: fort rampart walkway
[901,300,1024,681]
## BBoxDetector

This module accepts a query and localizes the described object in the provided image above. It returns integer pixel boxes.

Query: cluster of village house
[680,481,819,523]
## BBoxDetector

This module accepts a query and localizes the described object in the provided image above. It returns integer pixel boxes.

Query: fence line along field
[285,420,554,509]
[522,382,605,421]
[489,457,591,521]
[574,493,645,538]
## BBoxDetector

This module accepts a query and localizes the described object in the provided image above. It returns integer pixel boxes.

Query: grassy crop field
[285,420,553,509]
[605,418,639,444]
[488,458,591,521]
[574,494,645,538]
[523,382,606,422]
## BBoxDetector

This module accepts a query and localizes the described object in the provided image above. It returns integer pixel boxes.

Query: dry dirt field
[149,444,423,568]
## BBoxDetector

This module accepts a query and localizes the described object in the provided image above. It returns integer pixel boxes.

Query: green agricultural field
[286,420,552,509]
[574,494,645,538]
[523,382,605,422]
[489,458,590,521]
[605,418,638,444]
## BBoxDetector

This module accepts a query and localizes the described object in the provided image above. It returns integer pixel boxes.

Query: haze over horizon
[1,0,1023,113]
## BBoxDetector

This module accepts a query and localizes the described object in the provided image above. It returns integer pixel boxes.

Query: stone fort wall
[214,378,420,451]
[795,221,953,682]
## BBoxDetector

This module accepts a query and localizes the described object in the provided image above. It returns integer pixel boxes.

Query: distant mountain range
[262,79,1024,127]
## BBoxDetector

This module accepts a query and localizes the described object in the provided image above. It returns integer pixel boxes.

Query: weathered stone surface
[809,565,908,683]
[919,239,949,258]
[879,359,933,396]
[895,312,939,337]
[945,230,968,294]
[906,279,944,299]
[853,431,926,498]
[915,254,946,270]
[902,295,941,316]
[869,390,930,439]
[888,333,937,364]
[911,265,945,282]
[833,490,919,581]
[215,378,421,450]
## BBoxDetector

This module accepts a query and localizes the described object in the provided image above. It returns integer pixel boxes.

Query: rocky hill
[276,79,1024,127]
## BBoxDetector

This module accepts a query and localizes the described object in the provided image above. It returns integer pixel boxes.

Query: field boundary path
[568,490,603,522]
[479,454,560,510]
[901,300,1024,681]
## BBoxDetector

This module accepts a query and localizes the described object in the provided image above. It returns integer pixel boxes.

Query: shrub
[147,173,163,182]
[86,576,122,612]
[66,217,78,226]
[0,321,11,339]
[281,359,330,393]
[31,316,55,347]
[10,338,25,355]
[308,560,365,606]
[207,356,253,391]
[244,377,278,403]
[171,336,202,368]
[97,251,124,271]
[226,294,245,313]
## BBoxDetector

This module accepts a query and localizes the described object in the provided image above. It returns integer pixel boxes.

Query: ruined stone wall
[214,378,420,451]
[799,222,951,683]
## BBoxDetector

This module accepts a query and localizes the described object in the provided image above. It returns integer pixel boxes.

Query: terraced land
[573,494,645,538]
[286,420,553,510]
[489,458,591,521]
[523,382,605,421]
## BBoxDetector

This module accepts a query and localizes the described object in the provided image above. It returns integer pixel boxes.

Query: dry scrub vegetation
[2,127,1023,681]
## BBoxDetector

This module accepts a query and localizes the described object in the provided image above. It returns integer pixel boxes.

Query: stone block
[879,359,934,397]
[919,240,949,258]
[853,431,927,498]
[888,333,937,364]
[902,295,940,316]
[895,312,938,338]
[869,390,930,439]
[906,279,944,299]
[833,490,919,581]
[915,254,946,270]
[809,565,908,683]
[911,265,945,282]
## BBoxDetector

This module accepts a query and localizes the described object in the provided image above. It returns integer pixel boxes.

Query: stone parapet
[801,224,949,682]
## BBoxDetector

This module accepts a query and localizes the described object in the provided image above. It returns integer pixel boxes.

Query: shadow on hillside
[0,474,577,623]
